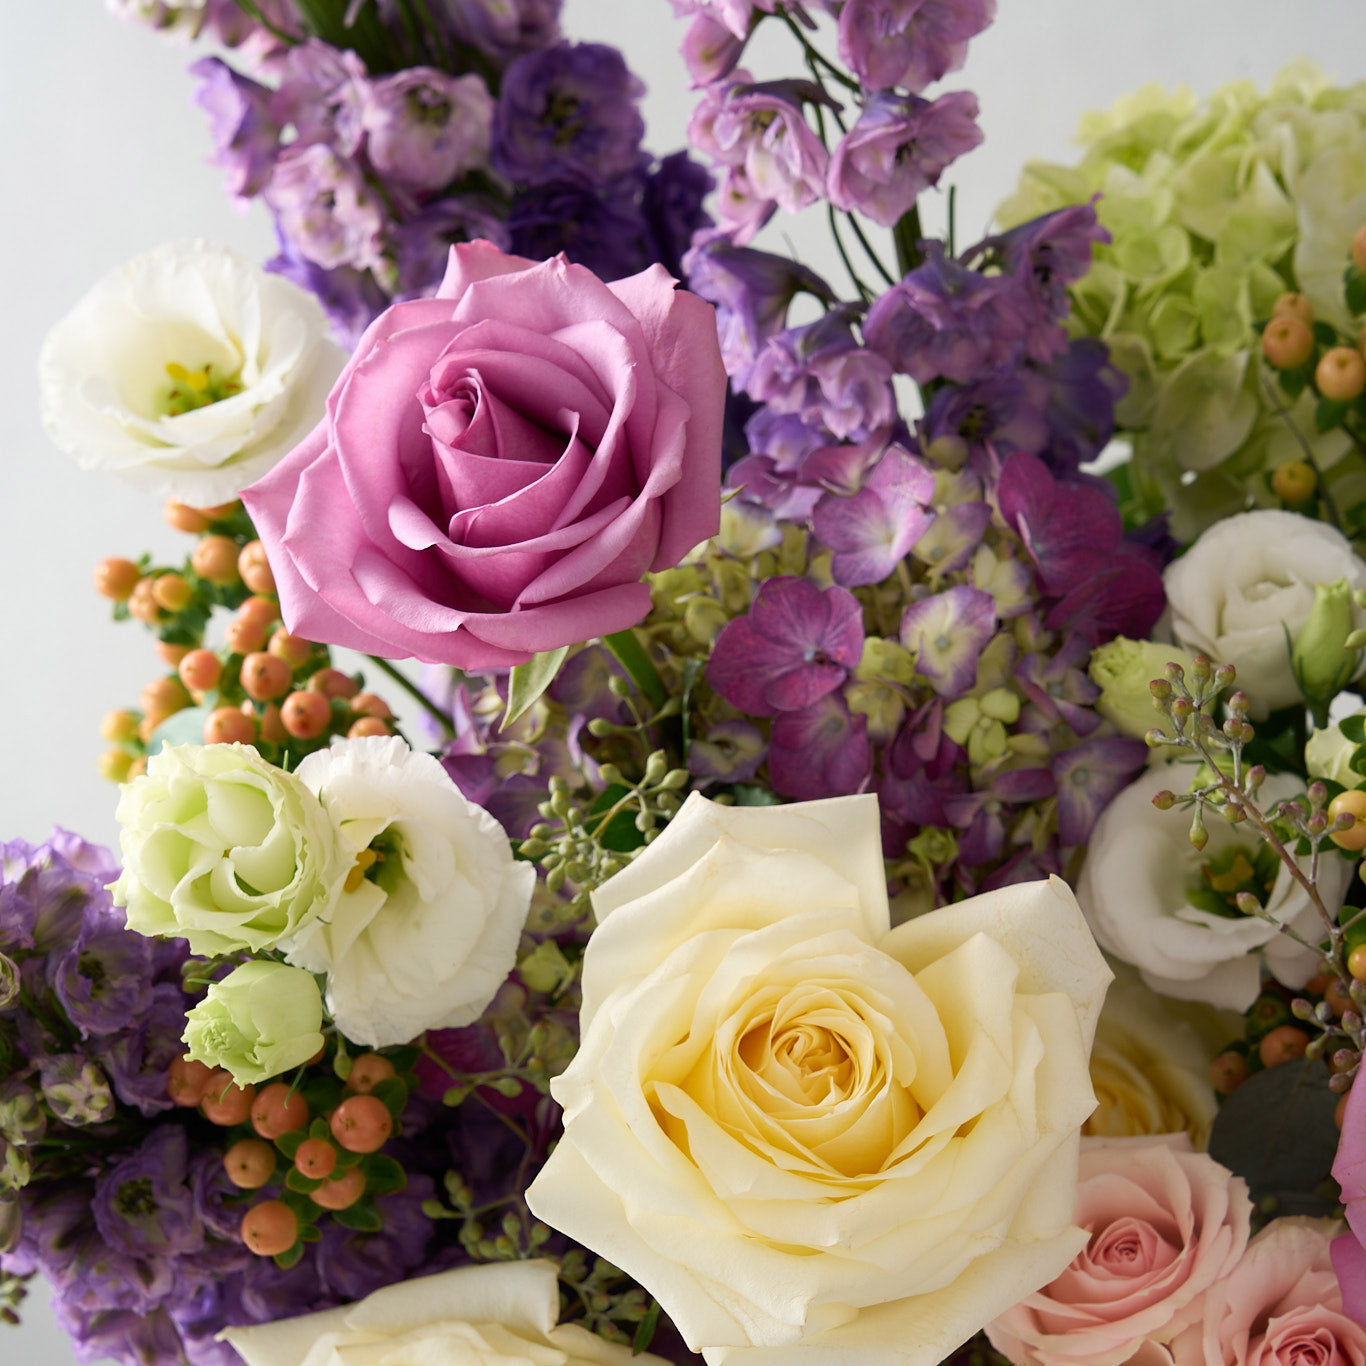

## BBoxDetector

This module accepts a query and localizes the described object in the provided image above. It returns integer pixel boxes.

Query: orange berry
[200,1074,257,1126]
[127,756,148,779]
[98,749,135,783]
[151,573,193,613]
[240,652,292,702]
[163,500,211,535]
[1349,947,1366,983]
[224,1138,277,1190]
[1259,1024,1310,1069]
[1272,291,1315,325]
[136,714,162,746]
[94,557,142,601]
[347,717,390,739]
[294,1137,338,1181]
[179,649,223,694]
[191,534,242,587]
[1209,1051,1248,1095]
[346,1054,397,1095]
[204,706,258,746]
[126,577,164,625]
[349,693,393,720]
[240,1200,298,1257]
[236,595,280,630]
[1261,314,1314,370]
[329,1094,393,1153]
[250,1082,309,1140]
[1353,223,1366,274]
[224,617,268,656]
[310,1167,365,1211]
[268,628,312,670]
[1330,791,1366,851]
[141,675,190,718]
[308,669,360,700]
[1270,459,1316,504]
[1316,346,1366,402]
[155,641,192,668]
[281,690,332,740]
[166,1055,217,1107]
[100,709,140,743]
[259,704,288,745]
[238,541,276,595]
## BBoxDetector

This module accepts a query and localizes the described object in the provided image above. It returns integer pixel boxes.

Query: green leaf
[272,1241,304,1270]
[1316,396,1349,431]
[370,1075,408,1120]
[1277,364,1310,401]
[731,784,782,807]
[331,1200,384,1233]
[275,1130,305,1161]
[1207,1058,1340,1216]
[146,706,211,756]
[1342,716,1366,744]
[502,647,570,731]
[285,1167,322,1194]
[632,1300,662,1356]
[601,629,667,710]
[363,1153,407,1196]
[301,1078,342,1116]
[1313,320,1340,347]
[1346,267,1366,316]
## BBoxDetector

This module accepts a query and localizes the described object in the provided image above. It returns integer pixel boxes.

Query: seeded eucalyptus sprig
[1145,653,1366,1086]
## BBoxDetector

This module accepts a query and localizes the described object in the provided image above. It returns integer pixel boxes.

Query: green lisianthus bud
[1292,578,1359,705]
[1088,638,1202,739]
[182,961,324,1087]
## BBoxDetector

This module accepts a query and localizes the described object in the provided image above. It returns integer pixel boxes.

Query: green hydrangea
[997,60,1366,542]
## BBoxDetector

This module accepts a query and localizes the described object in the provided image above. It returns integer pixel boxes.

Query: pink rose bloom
[985,1135,1252,1366]
[1333,1073,1366,1322]
[1169,1217,1366,1364]
[242,241,725,669]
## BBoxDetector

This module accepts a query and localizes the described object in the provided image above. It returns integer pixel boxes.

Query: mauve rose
[986,1135,1251,1366]
[242,241,724,668]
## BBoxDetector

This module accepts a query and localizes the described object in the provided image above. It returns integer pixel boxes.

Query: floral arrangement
[9,3,1366,1366]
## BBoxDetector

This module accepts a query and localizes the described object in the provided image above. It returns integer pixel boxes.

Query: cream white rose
[220,1260,665,1366]
[289,735,534,1048]
[525,793,1111,1365]
[1077,764,1351,1011]
[1163,509,1366,716]
[40,240,343,502]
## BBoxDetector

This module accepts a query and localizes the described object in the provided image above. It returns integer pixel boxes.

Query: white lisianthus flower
[40,240,343,503]
[525,792,1111,1366]
[289,736,534,1048]
[1077,764,1352,1011]
[1163,509,1366,717]
[220,1261,666,1366]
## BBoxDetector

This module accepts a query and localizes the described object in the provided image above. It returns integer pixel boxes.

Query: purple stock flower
[493,43,645,188]
[1,831,119,952]
[191,57,279,201]
[312,1175,437,1302]
[707,77,832,215]
[864,242,1029,384]
[708,576,865,714]
[264,143,387,274]
[899,584,997,697]
[93,1127,205,1262]
[769,693,873,798]
[641,151,714,279]
[95,983,191,1117]
[828,90,982,227]
[361,70,494,197]
[836,0,997,94]
[812,446,936,586]
[52,1299,187,1366]
[1052,736,1148,847]
[683,238,835,382]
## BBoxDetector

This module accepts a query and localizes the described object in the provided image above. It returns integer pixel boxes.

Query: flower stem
[364,655,455,736]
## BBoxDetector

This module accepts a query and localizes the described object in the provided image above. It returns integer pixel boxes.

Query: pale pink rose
[985,1135,1251,1366]
[1333,1068,1366,1321]
[1169,1217,1366,1364]
[242,241,725,669]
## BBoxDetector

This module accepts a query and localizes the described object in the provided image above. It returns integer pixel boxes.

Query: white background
[1,2,1361,1361]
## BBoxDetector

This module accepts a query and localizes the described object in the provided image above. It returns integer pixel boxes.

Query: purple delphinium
[391,197,512,298]
[828,90,982,228]
[835,0,997,95]
[492,42,646,188]
[641,151,715,279]
[270,39,369,156]
[680,12,749,86]
[264,143,388,274]
[507,176,651,281]
[93,1127,205,1263]
[708,576,865,715]
[361,69,494,197]
[266,231,392,348]
[191,57,280,201]
[431,0,563,60]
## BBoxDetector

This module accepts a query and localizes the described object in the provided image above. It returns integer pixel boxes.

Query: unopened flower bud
[40,1055,115,1126]
[1170,696,1194,729]
[1292,577,1360,705]
[0,953,17,1010]
[0,1138,30,1196]
[1235,891,1261,915]
[1227,691,1251,717]
[1212,663,1237,689]
[1190,654,1212,683]
[1291,997,1317,1021]
[1189,810,1208,851]
[1246,764,1266,791]
[1151,790,1176,811]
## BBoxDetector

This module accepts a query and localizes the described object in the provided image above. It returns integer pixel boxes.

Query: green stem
[364,655,455,736]
[827,203,872,304]
[845,211,897,290]
[892,205,924,278]
[777,9,861,91]
[229,0,300,43]
[601,630,667,711]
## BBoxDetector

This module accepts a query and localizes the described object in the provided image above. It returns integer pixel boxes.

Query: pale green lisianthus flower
[998,60,1366,542]
[1088,636,1202,740]
[183,961,324,1086]
[113,743,347,957]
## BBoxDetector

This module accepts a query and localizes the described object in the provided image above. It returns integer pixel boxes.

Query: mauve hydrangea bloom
[828,90,982,227]
[191,57,279,201]
[835,0,997,94]
[264,144,387,273]
[688,718,767,785]
[493,42,645,188]
[900,584,998,698]
[708,576,865,714]
[768,692,873,798]
[361,69,494,196]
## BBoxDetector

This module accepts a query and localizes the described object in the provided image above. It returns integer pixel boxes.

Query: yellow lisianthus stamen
[344,848,382,894]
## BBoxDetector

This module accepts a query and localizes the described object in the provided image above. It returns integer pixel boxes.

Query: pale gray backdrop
[1,2,1361,1361]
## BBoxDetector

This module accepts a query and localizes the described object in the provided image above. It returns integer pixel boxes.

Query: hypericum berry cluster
[1259,225,1366,525]
[168,1043,412,1266]
[95,497,397,780]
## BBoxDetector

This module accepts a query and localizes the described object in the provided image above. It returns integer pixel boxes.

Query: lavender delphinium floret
[641,151,714,279]
[93,1126,205,1264]
[432,0,562,60]
[493,42,646,188]
[391,198,512,298]
[190,57,280,201]
[835,0,997,94]
[95,983,192,1117]
[264,143,388,275]
[270,39,369,157]
[48,920,154,1041]
[507,177,651,281]
[361,69,494,197]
